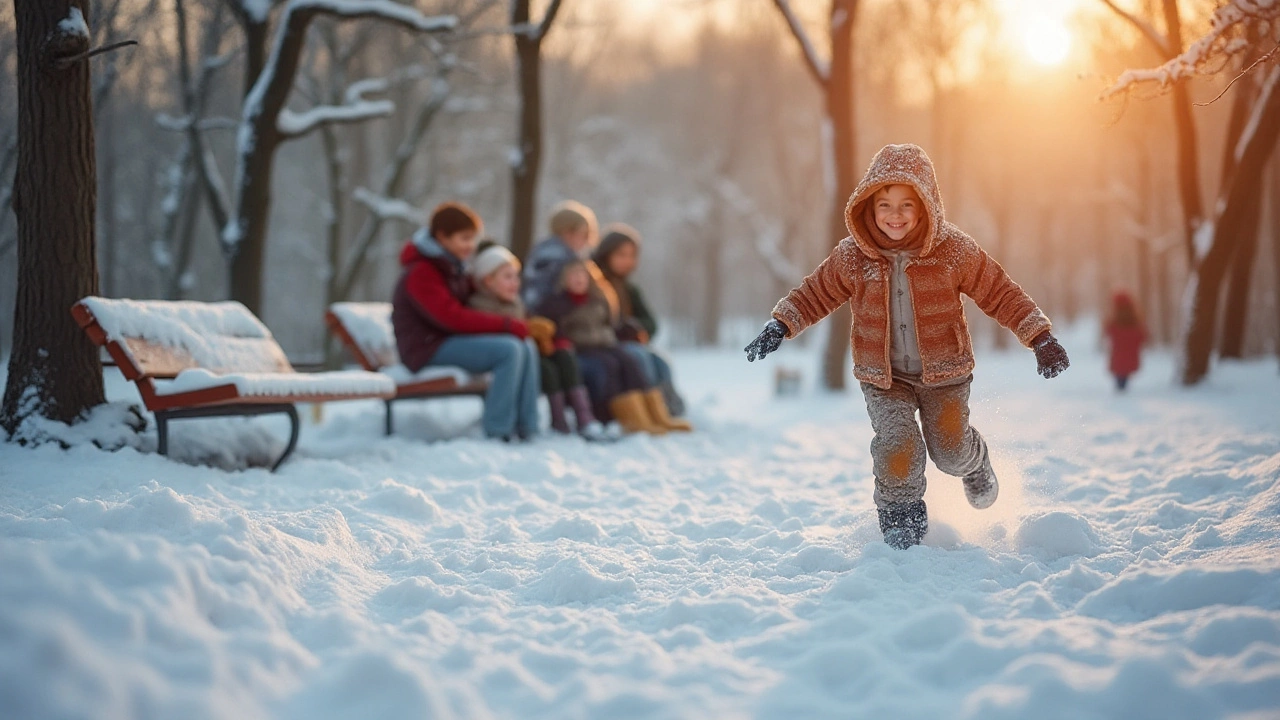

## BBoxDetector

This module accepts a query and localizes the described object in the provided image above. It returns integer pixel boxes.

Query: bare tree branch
[1098,0,1174,58]
[538,0,563,41]
[771,0,830,86]
[336,70,453,300]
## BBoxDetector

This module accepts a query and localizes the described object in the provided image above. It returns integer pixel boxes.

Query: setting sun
[1022,16,1073,66]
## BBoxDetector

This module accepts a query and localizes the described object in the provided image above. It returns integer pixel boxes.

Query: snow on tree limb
[351,187,426,225]
[772,0,831,86]
[714,178,803,287]
[1104,0,1280,98]
[277,98,394,138]
[223,0,456,253]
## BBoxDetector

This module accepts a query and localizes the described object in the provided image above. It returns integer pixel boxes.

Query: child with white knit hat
[468,241,608,441]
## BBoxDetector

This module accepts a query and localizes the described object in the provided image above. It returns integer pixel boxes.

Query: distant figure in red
[1105,291,1146,392]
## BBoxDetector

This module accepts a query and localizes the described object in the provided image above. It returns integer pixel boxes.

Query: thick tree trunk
[1217,190,1264,358]
[1,0,106,436]
[509,0,542,261]
[1181,67,1280,384]
[820,0,859,391]
[1162,0,1205,265]
[1217,45,1267,360]
[1270,158,1280,368]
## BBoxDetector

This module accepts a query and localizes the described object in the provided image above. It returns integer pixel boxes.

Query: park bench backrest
[327,302,399,371]
[73,297,292,381]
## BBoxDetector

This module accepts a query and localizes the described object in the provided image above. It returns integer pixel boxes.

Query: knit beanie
[470,244,520,281]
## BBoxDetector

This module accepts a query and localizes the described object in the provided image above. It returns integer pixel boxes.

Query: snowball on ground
[156,368,395,398]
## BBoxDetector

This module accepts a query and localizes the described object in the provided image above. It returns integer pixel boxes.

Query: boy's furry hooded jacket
[772,144,1052,390]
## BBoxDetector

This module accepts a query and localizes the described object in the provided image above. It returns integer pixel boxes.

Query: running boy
[745,144,1070,549]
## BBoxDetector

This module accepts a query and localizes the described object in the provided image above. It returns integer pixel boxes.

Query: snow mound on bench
[330,302,477,387]
[158,369,395,398]
[330,302,397,365]
[82,297,289,373]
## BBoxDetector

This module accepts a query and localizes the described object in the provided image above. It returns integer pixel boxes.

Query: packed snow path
[2,330,1279,719]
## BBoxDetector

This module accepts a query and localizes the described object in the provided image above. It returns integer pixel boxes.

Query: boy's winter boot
[547,392,572,434]
[963,455,999,510]
[608,391,668,436]
[567,386,609,442]
[878,500,928,549]
[643,388,693,432]
[659,381,686,417]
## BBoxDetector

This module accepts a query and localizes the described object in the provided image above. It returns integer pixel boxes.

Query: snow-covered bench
[73,297,397,470]
[325,302,488,435]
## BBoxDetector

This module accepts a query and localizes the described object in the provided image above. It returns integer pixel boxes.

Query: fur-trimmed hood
[844,144,946,259]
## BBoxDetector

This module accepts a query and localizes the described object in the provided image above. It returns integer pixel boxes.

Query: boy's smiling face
[873,184,922,242]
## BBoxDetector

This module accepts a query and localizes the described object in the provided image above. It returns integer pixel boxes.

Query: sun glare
[1020,16,1073,66]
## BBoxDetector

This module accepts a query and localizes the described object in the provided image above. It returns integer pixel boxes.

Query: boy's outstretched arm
[958,242,1069,378]
[745,242,856,363]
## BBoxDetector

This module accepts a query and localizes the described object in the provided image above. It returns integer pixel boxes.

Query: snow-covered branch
[277,98,394,138]
[1104,0,1280,98]
[1097,0,1174,58]
[714,178,803,287]
[352,187,427,225]
[772,0,830,86]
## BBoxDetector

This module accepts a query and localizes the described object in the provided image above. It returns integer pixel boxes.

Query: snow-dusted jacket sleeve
[771,241,855,339]
[956,240,1051,347]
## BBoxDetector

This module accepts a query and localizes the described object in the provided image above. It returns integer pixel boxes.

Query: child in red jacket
[1105,291,1146,392]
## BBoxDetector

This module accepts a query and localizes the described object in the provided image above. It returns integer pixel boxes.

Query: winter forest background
[3,0,1279,384]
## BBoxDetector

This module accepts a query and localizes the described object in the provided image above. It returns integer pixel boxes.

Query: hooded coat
[391,229,526,372]
[771,144,1052,390]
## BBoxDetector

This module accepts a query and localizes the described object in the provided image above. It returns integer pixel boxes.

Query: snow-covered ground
[2,325,1279,719]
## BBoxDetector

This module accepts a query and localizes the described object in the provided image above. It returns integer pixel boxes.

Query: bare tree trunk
[1217,34,1268,360]
[1133,144,1153,340]
[1218,193,1265,358]
[1270,157,1280,368]
[1161,0,1205,264]
[2,0,106,436]
[223,2,454,316]
[508,0,563,260]
[98,100,118,296]
[1182,67,1280,384]
[820,0,859,391]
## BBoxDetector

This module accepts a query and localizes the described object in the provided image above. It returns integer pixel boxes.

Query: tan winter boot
[609,391,668,435]
[643,388,693,432]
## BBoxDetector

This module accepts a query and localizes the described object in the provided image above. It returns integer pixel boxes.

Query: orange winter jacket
[771,144,1052,390]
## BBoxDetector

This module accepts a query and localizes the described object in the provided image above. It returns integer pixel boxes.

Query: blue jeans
[622,342,672,386]
[430,335,541,439]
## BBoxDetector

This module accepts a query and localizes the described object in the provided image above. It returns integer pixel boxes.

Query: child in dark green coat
[592,225,688,417]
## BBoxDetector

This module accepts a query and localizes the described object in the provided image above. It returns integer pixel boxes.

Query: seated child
[746,144,1069,549]
[468,242,607,441]
[592,224,689,419]
[537,260,691,435]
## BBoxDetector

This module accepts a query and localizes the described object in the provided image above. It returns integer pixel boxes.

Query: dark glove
[745,319,788,362]
[1033,331,1070,379]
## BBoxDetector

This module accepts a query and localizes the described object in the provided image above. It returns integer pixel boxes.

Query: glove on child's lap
[745,319,788,362]
[1033,331,1070,379]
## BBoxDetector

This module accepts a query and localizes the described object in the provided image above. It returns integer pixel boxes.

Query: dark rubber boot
[878,500,928,549]
[547,391,572,434]
[963,455,999,510]
[659,380,686,417]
